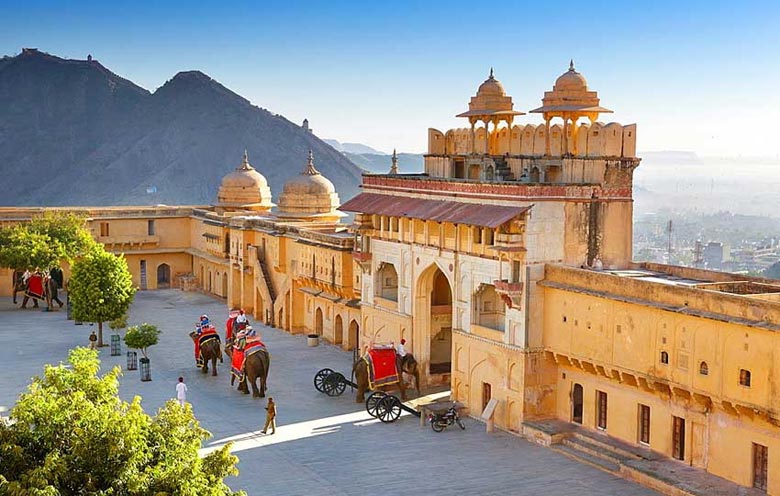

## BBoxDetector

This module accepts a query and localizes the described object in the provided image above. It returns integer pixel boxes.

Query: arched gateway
[414,264,453,379]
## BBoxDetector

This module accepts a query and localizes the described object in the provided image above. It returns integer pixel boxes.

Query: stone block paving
[0,290,660,496]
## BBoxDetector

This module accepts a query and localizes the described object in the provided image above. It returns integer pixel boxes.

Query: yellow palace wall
[541,265,780,493]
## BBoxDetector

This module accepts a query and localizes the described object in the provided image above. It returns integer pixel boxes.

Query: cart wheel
[365,391,387,417]
[377,395,402,423]
[313,368,334,393]
[324,372,347,397]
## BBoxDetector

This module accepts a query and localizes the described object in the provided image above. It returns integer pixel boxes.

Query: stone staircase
[523,419,765,496]
[492,156,514,181]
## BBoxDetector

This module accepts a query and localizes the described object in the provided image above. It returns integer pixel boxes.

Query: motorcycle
[428,406,466,432]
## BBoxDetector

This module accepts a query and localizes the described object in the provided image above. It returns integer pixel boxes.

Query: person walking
[261,397,276,435]
[176,377,188,406]
[88,331,97,350]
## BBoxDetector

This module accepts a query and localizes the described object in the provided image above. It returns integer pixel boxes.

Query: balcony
[353,251,372,263]
[493,280,523,309]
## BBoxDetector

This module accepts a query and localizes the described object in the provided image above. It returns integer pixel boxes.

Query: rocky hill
[0,49,364,206]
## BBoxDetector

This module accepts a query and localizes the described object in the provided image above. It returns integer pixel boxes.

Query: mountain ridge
[0,49,363,206]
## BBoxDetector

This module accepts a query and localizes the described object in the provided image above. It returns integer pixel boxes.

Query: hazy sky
[2,0,778,156]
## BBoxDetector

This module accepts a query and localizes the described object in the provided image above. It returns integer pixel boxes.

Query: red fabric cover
[365,348,399,389]
[231,339,266,381]
[26,274,44,300]
[231,347,246,380]
[225,317,235,342]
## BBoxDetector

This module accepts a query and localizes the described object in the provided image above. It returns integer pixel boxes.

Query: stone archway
[348,319,359,351]
[334,314,343,345]
[157,263,171,289]
[572,383,584,424]
[414,264,453,379]
[315,307,323,336]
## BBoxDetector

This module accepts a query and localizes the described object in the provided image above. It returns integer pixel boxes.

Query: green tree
[69,246,136,347]
[0,211,95,271]
[0,348,243,495]
[124,323,161,359]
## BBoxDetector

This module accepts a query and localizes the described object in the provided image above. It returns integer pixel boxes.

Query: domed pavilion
[276,151,343,223]
[215,151,274,213]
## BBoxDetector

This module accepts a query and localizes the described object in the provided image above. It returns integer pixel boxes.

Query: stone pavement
[0,290,660,496]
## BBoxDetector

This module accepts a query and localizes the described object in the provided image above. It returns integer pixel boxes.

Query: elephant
[226,342,270,398]
[43,276,64,311]
[189,331,222,376]
[11,270,26,305]
[353,353,421,403]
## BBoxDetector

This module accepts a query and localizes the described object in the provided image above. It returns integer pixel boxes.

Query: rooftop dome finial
[390,148,399,174]
[303,150,319,175]
[569,59,575,71]
[489,67,494,79]
[239,149,253,170]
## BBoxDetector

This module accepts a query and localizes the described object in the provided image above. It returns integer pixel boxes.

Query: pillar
[470,121,476,154]
[544,117,551,156]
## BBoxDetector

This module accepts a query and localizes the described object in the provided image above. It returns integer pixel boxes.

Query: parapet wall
[428,121,637,159]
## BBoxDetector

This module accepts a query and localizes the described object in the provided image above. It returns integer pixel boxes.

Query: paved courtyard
[0,290,660,495]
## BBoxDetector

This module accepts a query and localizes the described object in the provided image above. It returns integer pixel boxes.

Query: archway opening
[334,314,343,345]
[429,267,452,375]
[376,263,399,301]
[474,284,505,331]
[157,263,171,289]
[315,307,323,336]
[348,319,359,351]
[572,383,583,424]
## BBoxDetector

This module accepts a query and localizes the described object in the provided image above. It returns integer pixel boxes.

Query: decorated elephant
[352,353,420,403]
[226,341,270,398]
[189,331,222,376]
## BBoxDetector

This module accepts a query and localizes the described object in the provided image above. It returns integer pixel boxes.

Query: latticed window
[699,362,709,376]
[660,351,669,364]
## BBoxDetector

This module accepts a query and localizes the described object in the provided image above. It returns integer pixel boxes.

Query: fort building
[339,64,779,493]
[0,62,778,494]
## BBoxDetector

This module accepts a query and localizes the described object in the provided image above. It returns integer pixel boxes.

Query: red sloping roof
[340,193,530,228]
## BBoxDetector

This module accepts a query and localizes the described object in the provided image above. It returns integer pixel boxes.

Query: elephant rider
[194,314,211,364]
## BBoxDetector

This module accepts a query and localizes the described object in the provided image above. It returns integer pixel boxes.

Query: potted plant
[124,323,161,381]
[108,314,128,356]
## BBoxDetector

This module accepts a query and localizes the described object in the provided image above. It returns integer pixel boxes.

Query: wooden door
[482,382,492,412]
[596,391,607,429]
[673,416,686,460]
[753,443,768,491]
[638,404,650,444]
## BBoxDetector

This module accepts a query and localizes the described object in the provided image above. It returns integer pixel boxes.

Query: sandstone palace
[1,63,778,493]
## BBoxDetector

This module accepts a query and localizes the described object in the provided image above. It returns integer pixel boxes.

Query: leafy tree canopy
[0,348,243,495]
[68,246,136,346]
[0,211,95,270]
[124,323,161,359]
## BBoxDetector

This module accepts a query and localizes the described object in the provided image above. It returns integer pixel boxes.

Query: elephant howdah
[352,349,421,403]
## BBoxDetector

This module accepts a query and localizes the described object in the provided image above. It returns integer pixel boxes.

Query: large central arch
[414,263,453,381]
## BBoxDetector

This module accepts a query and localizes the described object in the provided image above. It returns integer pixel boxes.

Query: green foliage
[124,323,161,359]
[69,246,136,338]
[0,211,95,270]
[0,348,243,495]
[109,314,129,332]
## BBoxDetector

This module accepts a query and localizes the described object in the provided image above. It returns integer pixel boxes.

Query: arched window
[660,351,669,364]
[375,263,399,302]
[699,361,709,376]
[739,369,751,387]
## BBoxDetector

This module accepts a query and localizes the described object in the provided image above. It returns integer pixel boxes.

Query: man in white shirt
[396,339,407,357]
[176,377,188,406]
